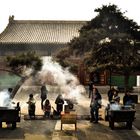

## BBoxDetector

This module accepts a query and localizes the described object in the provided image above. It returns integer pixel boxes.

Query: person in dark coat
[88,81,94,98]
[123,91,133,105]
[107,87,116,102]
[41,84,48,110]
[8,88,13,98]
[90,88,102,123]
[55,94,64,115]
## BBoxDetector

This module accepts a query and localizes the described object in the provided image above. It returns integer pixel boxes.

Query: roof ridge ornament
[9,15,14,23]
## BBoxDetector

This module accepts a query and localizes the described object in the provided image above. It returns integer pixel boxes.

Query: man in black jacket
[90,88,102,123]
[40,84,48,110]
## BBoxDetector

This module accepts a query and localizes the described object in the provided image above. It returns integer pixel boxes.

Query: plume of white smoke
[0,89,12,108]
[38,57,78,85]
[37,56,86,103]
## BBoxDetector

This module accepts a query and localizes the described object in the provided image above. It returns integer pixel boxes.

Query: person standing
[27,94,36,118]
[88,81,94,98]
[8,88,13,98]
[107,87,115,102]
[123,91,133,105]
[41,84,48,110]
[90,88,102,123]
[55,94,64,115]
[112,90,120,102]
[43,99,51,118]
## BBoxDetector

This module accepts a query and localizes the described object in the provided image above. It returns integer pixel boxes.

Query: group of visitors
[27,84,64,118]
[26,80,134,121]
[88,81,135,124]
[107,87,133,105]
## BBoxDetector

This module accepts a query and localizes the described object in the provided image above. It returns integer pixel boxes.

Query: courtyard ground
[0,85,140,140]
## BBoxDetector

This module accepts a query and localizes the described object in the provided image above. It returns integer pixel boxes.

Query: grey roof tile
[0,18,86,44]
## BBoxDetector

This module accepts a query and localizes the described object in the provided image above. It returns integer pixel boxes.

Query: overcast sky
[0,0,139,33]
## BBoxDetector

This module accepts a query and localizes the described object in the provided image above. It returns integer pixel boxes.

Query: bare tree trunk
[11,76,29,99]
[11,70,38,99]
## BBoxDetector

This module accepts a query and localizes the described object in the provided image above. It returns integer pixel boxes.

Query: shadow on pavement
[0,127,24,139]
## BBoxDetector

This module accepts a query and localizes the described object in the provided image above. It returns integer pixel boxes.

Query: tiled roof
[0,16,86,44]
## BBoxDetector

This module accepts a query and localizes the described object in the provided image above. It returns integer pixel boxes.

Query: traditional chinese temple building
[0,15,86,56]
[0,16,137,86]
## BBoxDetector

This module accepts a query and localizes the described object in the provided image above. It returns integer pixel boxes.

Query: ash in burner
[0,89,13,108]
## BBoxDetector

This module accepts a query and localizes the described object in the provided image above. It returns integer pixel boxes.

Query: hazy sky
[0,0,139,33]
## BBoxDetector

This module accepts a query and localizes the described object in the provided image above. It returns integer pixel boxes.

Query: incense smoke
[37,56,85,102]
[0,89,12,108]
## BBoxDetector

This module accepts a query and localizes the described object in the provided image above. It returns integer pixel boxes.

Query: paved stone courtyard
[0,85,140,140]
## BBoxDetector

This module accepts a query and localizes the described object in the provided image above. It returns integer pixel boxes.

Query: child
[43,99,51,118]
